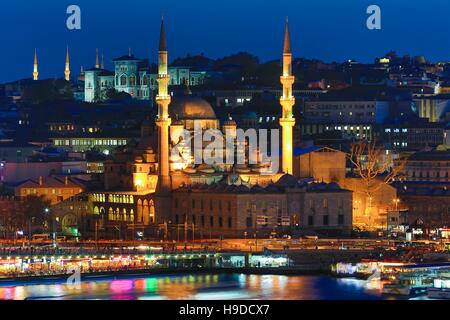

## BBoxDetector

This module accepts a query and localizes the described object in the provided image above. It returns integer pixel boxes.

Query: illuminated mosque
[88,18,352,238]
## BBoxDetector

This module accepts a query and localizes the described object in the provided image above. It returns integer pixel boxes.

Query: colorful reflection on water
[0,274,391,300]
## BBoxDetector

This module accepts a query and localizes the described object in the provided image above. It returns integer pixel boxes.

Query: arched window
[143,75,148,86]
[120,75,127,86]
[130,75,136,86]
[149,201,155,223]
[94,206,99,215]
[108,208,114,221]
[137,199,143,223]
[143,200,149,224]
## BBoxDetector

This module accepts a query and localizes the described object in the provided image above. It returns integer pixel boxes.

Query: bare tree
[349,139,406,213]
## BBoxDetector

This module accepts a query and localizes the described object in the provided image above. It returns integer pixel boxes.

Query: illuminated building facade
[14,176,85,205]
[171,178,353,237]
[403,150,450,182]
[52,136,132,154]
[413,95,450,123]
[113,54,152,100]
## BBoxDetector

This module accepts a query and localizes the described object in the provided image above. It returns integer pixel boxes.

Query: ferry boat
[332,261,450,279]
[382,273,434,296]
[331,261,404,279]
[428,277,450,299]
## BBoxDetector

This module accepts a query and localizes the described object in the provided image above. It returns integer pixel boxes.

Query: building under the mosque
[52,18,353,239]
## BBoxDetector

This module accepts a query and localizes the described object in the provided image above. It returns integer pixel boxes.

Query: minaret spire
[159,16,167,52]
[101,52,105,69]
[283,16,291,54]
[95,48,100,69]
[279,17,296,174]
[33,49,39,81]
[65,46,71,81]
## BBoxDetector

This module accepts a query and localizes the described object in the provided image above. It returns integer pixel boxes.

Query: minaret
[64,47,71,81]
[155,16,172,197]
[101,52,105,69]
[33,49,39,81]
[279,17,295,174]
[95,48,100,69]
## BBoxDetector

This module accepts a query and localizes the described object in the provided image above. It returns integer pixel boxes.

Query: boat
[428,277,450,299]
[331,261,404,279]
[382,273,434,296]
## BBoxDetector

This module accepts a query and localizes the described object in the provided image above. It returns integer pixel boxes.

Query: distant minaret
[65,47,71,81]
[279,17,295,174]
[101,52,105,69]
[155,16,172,197]
[95,48,100,68]
[33,49,39,81]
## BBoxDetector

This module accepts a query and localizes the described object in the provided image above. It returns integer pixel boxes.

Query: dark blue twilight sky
[0,0,449,83]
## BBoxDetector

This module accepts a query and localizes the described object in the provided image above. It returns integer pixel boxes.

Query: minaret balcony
[280,97,295,108]
[279,118,296,126]
[156,95,171,101]
[280,75,295,83]
[156,118,172,126]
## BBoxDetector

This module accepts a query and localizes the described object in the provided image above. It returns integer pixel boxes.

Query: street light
[44,207,56,248]
[393,198,400,211]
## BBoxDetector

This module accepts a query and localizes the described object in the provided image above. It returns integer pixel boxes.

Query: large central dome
[169,96,216,120]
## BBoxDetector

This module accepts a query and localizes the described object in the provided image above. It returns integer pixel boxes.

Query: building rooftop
[174,175,349,194]
[112,54,141,62]
[14,176,86,189]
[408,150,450,161]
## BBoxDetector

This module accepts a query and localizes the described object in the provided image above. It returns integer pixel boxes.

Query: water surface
[0,274,399,300]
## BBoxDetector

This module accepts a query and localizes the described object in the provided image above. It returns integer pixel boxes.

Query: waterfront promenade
[0,237,446,282]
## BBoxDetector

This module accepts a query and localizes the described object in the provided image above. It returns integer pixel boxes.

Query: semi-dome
[169,96,216,120]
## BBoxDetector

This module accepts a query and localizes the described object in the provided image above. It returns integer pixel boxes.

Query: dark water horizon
[0,273,410,300]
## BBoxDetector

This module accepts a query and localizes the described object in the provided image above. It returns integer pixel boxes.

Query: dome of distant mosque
[169,96,216,120]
